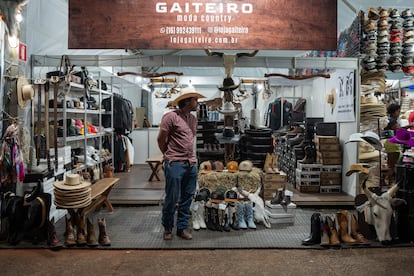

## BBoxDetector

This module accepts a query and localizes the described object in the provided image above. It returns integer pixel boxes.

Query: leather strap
[50,77,60,171]
[44,82,50,170]
[36,83,42,166]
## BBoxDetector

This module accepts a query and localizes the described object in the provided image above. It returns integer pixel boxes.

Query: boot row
[191,201,257,231]
[302,210,370,247]
[64,214,111,247]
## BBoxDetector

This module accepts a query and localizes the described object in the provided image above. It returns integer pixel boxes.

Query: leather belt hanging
[44,81,51,171]
[36,82,42,166]
[50,76,60,171]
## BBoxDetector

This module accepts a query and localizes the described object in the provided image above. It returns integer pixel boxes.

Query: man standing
[157,86,205,240]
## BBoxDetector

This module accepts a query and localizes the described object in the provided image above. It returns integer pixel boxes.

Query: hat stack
[53,174,92,208]
[388,8,403,72]
[401,9,414,74]
[360,96,386,130]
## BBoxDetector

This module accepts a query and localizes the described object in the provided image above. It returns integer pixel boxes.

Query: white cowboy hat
[172,86,205,106]
[17,77,34,108]
[218,101,238,115]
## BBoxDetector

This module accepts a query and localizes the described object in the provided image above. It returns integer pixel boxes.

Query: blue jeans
[162,160,197,231]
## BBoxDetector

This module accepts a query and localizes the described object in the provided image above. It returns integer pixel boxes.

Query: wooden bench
[80,177,119,217]
[146,154,164,181]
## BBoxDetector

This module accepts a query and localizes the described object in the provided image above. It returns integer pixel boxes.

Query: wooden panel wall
[68,0,337,50]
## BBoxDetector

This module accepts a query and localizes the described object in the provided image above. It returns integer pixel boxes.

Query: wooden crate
[317,156,342,165]
[320,185,342,193]
[315,143,340,151]
[320,174,342,186]
[262,171,287,182]
[314,135,339,144]
[297,184,320,193]
[317,151,342,159]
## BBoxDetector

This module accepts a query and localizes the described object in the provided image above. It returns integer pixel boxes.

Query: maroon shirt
[159,110,197,164]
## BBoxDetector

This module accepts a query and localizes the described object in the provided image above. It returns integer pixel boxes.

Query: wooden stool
[146,154,164,181]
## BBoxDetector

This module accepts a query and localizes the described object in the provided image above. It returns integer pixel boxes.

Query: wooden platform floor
[110,165,355,207]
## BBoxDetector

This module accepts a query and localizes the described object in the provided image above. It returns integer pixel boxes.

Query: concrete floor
[2,247,414,276]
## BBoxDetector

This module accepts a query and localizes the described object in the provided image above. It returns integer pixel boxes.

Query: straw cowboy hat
[17,77,34,108]
[53,174,92,208]
[172,86,205,106]
[326,88,336,112]
[218,77,239,91]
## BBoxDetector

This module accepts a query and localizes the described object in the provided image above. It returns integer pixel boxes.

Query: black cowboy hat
[218,77,239,91]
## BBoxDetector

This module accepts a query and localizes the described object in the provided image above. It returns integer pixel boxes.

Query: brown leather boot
[47,218,63,250]
[350,213,370,245]
[98,217,111,246]
[336,211,357,245]
[86,218,99,247]
[271,153,279,173]
[327,215,340,247]
[64,215,76,246]
[76,215,87,246]
[264,152,275,173]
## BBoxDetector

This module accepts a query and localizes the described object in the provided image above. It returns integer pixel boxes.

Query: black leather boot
[205,206,216,231]
[223,213,231,232]
[212,207,223,232]
[302,212,322,245]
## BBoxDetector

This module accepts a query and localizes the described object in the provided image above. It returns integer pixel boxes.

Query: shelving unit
[57,76,114,177]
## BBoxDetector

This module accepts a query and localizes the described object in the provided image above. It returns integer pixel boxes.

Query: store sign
[334,69,355,122]
[68,0,337,50]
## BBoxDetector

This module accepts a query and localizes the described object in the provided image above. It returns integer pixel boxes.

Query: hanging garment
[266,98,293,130]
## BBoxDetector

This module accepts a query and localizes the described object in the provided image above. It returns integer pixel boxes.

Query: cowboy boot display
[223,209,231,232]
[237,202,247,229]
[264,152,275,173]
[245,202,256,229]
[271,188,284,205]
[47,218,63,250]
[205,203,215,231]
[197,201,207,229]
[336,210,357,245]
[327,215,341,247]
[350,213,370,245]
[320,216,330,247]
[86,218,99,247]
[302,212,321,245]
[271,153,279,172]
[64,215,76,246]
[191,202,200,231]
[76,214,87,246]
[98,217,111,246]
[209,205,223,232]
[299,145,315,164]
[228,204,239,230]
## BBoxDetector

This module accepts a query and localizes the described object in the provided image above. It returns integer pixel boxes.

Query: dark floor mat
[2,206,414,250]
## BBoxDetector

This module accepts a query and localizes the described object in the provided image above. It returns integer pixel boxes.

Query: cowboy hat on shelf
[17,77,34,108]
[218,77,239,91]
[171,86,205,106]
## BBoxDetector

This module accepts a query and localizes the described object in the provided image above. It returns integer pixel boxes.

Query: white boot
[191,201,200,231]
[198,201,207,229]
